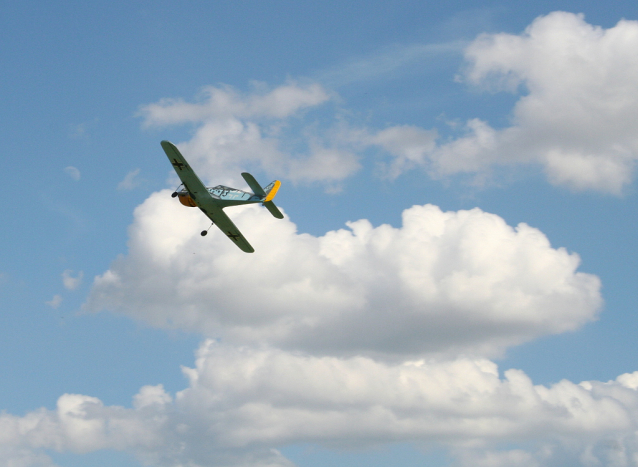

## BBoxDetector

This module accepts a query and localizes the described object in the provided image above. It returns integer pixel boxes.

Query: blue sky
[2,1,638,466]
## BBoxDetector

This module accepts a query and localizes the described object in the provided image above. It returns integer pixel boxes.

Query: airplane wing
[161,140,255,253]
[203,206,255,253]
[161,141,210,201]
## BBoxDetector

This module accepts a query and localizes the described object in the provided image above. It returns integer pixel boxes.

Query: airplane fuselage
[177,185,263,208]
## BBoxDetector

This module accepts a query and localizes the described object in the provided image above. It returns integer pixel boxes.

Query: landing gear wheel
[171,192,178,198]
[201,230,208,236]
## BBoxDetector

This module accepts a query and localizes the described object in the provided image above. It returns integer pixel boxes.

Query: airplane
[161,140,283,253]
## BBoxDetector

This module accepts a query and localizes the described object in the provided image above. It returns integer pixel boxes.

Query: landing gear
[171,183,184,198]
[201,222,214,237]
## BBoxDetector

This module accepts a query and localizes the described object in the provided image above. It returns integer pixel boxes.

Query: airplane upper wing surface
[161,140,255,253]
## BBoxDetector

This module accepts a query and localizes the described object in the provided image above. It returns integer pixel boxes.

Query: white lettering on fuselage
[208,185,252,201]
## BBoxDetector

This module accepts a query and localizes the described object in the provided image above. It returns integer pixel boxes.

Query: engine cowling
[178,193,197,207]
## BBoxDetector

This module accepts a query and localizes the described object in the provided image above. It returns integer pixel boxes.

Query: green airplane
[161,140,283,253]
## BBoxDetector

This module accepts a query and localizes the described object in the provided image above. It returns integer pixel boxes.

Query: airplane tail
[263,180,283,219]
[241,173,284,219]
[263,180,281,202]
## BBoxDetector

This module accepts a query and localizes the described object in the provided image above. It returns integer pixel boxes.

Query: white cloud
[62,270,83,291]
[331,12,638,194]
[453,449,543,467]
[174,344,638,451]
[46,295,63,309]
[138,82,363,187]
[138,81,442,189]
[0,447,57,467]
[369,125,438,179]
[86,192,601,359]
[2,344,638,466]
[433,12,638,193]
[285,145,360,184]
[139,81,330,125]
[64,166,81,181]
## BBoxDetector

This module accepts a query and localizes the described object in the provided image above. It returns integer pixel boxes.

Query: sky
[2,1,638,466]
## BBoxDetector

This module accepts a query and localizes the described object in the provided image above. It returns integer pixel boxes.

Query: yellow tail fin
[264,180,281,202]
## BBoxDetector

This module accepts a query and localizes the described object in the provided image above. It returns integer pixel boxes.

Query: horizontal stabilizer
[264,200,284,219]
[241,172,266,197]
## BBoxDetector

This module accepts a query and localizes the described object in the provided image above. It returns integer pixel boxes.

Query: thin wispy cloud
[68,122,88,139]
[62,270,83,291]
[117,168,142,191]
[316,40,466,88]
[46,294,63,309]
[64,166,81,181]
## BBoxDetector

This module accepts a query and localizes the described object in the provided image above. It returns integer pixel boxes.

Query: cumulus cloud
[136,81,438,188]
[137,81,362,187]
[176,344,638,454]
[2,343,638,466]
[380,13,638,193]
[369,125,438,179]
[62,270,83,291]
[86,192,601,359]
[64,166,80,181]
[432,12,638,193]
